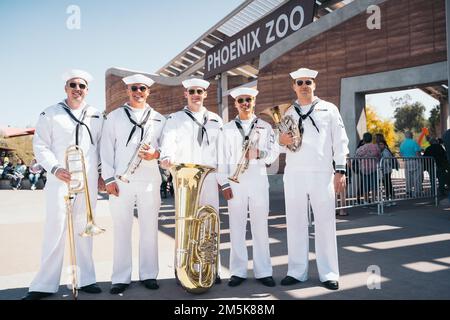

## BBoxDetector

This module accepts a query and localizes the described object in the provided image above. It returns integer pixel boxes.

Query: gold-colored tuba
[64,145,106,299]
[259,103,302,152]
[169,163,220,294]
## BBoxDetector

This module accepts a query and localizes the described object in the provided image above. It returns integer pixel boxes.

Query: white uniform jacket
[217,115,279,188]
[160,106,223,170]
[100,104,166,185]
[33,101,103,182]
[30,100,103,292]
[282,99,349,172]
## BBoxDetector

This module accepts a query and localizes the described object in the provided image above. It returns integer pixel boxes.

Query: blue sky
[0,1,439,128]
[0,0,243,127]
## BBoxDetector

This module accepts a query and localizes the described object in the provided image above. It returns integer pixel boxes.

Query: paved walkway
[1,177,449,300]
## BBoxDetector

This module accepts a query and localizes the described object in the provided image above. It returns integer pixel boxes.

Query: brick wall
[256,0,446,111]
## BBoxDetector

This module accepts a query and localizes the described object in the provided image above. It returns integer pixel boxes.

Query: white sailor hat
[289,67,318,79]
[182,78,210,90]
[62,69,93,83]
[230,87,259,99]
[122,74,155,87]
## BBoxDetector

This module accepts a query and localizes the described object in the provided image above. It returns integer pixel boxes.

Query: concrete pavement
[1,175,450,300]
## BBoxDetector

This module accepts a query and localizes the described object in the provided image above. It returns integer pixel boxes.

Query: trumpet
[228,129,260,184]
[65,145,105,299]
[116,124,153,183]
[259,103,302,152]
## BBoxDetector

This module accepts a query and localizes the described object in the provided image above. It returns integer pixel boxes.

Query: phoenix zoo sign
[204,0,315,79]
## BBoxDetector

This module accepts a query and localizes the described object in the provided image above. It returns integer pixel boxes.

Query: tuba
[64,145,106,299]
[169,163,220,294]
[259,103,302,152]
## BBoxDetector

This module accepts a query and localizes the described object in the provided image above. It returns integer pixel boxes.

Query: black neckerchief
[293,99,321,134]
[123,105,152,146]
[234,117,258,146]
[59,102,93,146]
[184,107,209,146]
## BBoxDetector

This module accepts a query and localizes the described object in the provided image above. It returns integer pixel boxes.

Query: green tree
[393,101,426,133]
[390,94,412,109]
[428,104,440,137]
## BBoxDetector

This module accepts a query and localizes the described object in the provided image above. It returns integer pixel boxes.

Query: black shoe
[228,275,246,287]
[109,283,129,294]
[257,276,276,287]
[80,283,102,294]
[280,276,301,286]
[215,275,222,284]
[322,280,339,290]
[21,291,53,300]
[141,279,159,290]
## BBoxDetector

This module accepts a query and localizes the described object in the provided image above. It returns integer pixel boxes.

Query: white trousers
[30,177,98,293]
[227,169,272,279]
[283,171,339,282]
[109,179,160,284]
[199,174,219,212]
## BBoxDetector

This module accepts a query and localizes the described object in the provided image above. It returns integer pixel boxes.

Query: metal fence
[335,156,438,215]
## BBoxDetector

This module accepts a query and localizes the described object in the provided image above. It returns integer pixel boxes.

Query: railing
[335,156,437,215]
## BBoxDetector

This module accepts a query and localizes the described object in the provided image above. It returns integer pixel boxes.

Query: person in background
[335,158,349,216]
[2,153,10,166]
[378,140,396,206]
[2,162,15,182]
[28,158,44,190]
[11,159,27,190]
[375,133,385,145]
[423,137,449,197]
[442,129,450,205]
[400,131,422,197]
[355,132,381,204]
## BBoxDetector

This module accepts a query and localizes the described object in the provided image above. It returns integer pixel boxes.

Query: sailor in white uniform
[23,70,104,300]
[217,88,279,287]
[101,74,166,294]
[160,78,223,283]
[279,68,349,290]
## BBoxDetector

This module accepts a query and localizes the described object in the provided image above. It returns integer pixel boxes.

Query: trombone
[65,145,105,299]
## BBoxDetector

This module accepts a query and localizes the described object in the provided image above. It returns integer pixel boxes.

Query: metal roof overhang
[156,0,354,82]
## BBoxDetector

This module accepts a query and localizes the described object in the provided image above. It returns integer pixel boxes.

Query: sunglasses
[131,85,148,92]
[296,79,314,86]
[69,82,87,90]
[188,89,205,95]
[237,97,253,104]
